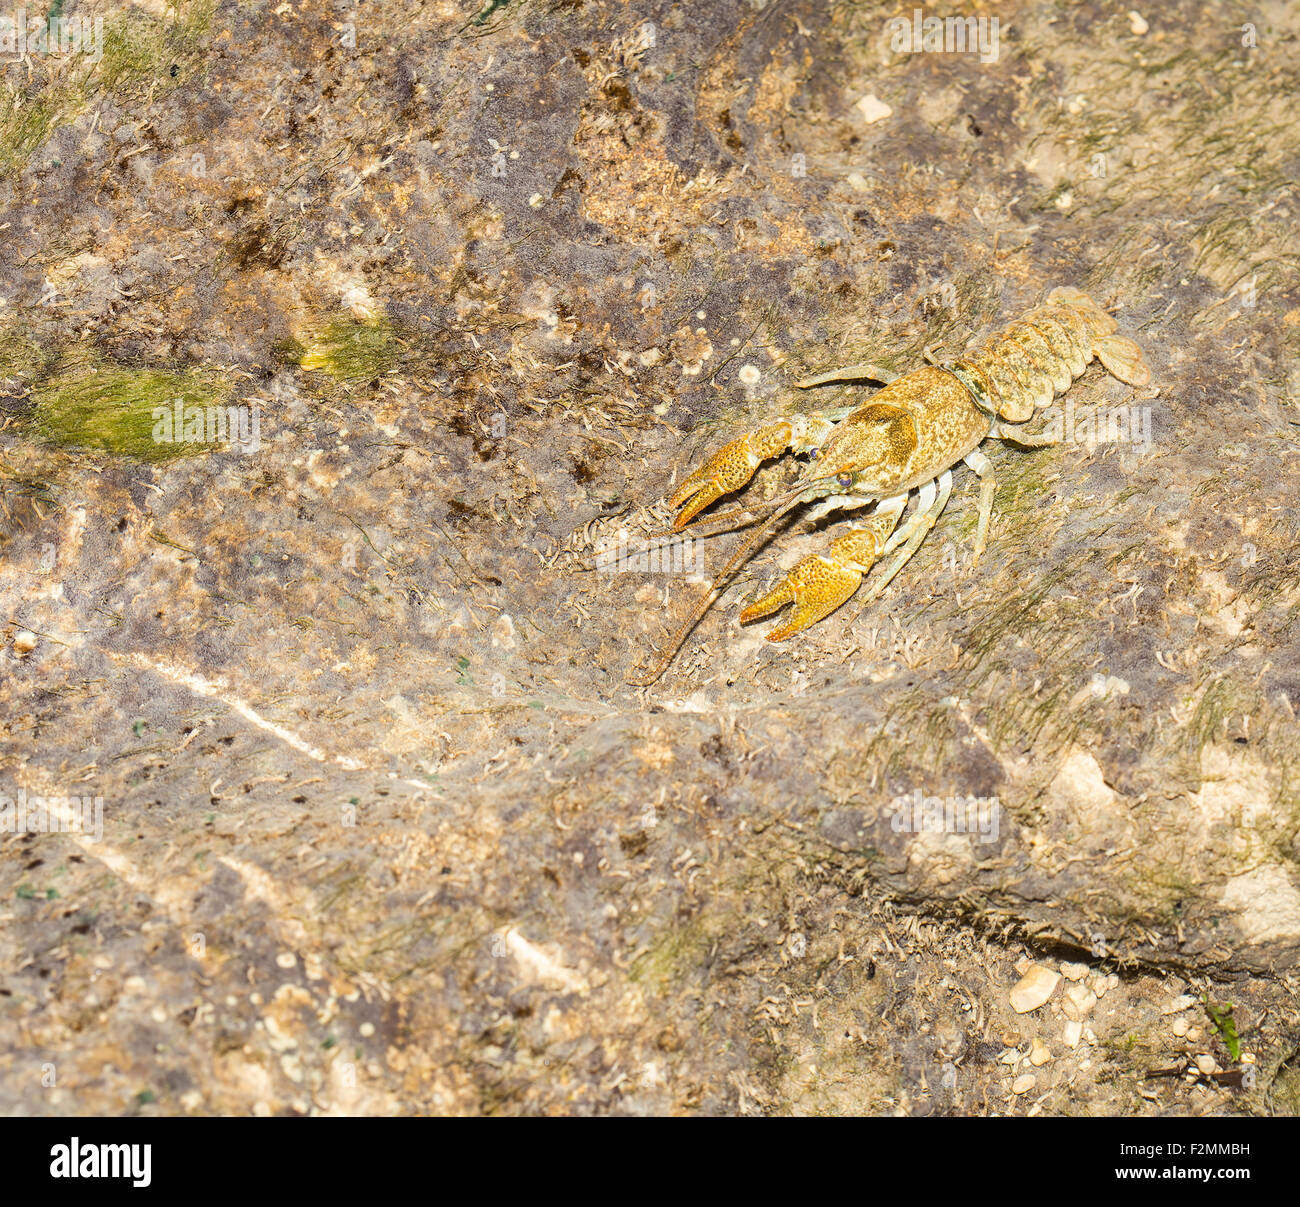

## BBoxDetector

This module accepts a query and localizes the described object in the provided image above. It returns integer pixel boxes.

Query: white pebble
[855,94,893,124]
[1129,12,1149,36]
[1062,983,1098,1019]
[12,629,37,654]
[1010,965,1061,1013]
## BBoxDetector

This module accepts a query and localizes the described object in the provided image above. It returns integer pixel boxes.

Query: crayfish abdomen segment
[948,287,1151,423]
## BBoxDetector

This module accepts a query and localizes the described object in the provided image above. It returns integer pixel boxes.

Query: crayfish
[628,287,1151,685]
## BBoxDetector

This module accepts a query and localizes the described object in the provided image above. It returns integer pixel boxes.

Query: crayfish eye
[836,472,854,490]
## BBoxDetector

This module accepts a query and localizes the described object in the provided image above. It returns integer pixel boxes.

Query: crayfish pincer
[627,286,1151,686]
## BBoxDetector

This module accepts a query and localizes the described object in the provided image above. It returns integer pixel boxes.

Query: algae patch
[0,0,213,179]
[28,359,231,461]
[299,315,401,383]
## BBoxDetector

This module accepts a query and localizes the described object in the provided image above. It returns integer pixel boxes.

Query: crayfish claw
[739,514,898,641]
[668,421,798,531]
[741,556,863,641]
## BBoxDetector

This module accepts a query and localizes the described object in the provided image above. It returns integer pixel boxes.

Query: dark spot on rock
[603,77,634,112]
[552,166,585,199]
[619,830,648,857]
[656,1027,682,1052]
[227,219,293,271]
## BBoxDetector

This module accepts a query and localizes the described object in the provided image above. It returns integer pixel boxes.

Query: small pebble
[1060,962,1089,982]
[1195,1054,1218,1075]
[1172,1017,1189,1037]
[1062,1020,1083,1049]
[1010,965,1060,1013]
[13,629,37,654]
[1162,994,1196,1014]
[276,952,297,969]
[1012,1073,1037,1095]
[1062,983,1098,1020]
[856,94,893,124]
[738,364,761,386]
[1030,1037,1051,1066]
[1129,11,1149,36]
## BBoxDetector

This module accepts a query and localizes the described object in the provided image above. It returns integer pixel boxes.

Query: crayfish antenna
[626,490,808,686]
